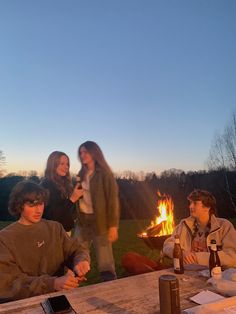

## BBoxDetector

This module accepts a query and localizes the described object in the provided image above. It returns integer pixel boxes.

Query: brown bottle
[209,239,221,277]
[75,175,82,189]
[173,235,184,274]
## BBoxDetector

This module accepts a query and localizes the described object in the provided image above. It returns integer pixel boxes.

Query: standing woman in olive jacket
[41,151,83,233]
[74,141,120,282]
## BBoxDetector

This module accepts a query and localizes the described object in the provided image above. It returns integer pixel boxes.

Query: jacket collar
[183,214,220,234]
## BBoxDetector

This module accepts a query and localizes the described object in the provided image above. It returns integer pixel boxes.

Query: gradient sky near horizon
[0,0,235,176]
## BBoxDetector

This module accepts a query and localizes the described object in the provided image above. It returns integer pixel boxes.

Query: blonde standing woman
[41,151,83,233]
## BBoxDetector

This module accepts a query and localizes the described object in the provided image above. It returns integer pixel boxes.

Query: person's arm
[104,172,120,232]
[69,184,83,203]
[218,221,236,268]
[196,220,236,267]
[103,172,120,242]
[0,241,56,303]
[59,224,90,275]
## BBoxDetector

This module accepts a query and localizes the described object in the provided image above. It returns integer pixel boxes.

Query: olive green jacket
[77,166,120,235]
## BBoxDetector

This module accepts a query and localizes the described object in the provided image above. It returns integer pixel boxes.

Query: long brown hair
[78,141,113,180]
[44,151,73,198]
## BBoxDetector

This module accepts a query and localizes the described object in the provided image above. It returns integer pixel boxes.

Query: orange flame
[141,191,175,237]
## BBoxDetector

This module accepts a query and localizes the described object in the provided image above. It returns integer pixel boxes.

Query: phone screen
[47,295,72,313]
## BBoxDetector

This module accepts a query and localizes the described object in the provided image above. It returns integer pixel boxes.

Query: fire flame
[141,191,175,237]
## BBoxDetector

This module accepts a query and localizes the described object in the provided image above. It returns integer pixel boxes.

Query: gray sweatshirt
[0,219,90,303]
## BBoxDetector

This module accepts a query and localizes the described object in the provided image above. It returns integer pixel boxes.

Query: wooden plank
[0,269,210,314]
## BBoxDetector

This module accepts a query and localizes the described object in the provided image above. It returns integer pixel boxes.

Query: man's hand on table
[54,269,81,291]
[54,261,90,291]
[74,260,90,280]
[183,251,197,264]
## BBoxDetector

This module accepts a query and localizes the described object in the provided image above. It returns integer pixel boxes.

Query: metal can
[159,274,180,314]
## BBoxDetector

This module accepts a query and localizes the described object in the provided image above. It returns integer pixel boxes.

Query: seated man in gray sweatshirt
[0,181,90,303]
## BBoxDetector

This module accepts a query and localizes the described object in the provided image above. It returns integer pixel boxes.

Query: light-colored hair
[78,141,112,180]
[44,151,72,197]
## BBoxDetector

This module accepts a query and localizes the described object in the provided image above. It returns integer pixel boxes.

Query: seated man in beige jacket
[0,181,90,303]
[163,189,236,268]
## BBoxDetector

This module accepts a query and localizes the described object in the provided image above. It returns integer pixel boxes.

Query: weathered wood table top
[0,268,212,314]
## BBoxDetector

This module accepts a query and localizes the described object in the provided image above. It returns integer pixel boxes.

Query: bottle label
[211,266,222,279]
[174,258,180,270]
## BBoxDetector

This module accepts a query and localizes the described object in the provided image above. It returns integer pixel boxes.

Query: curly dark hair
[187,189,217,216]
[8,181,48,217]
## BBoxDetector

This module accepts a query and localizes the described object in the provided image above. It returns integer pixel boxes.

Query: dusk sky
[0,1,235,176]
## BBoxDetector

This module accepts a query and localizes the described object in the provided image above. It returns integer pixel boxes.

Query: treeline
[118,169,236,222]
[0,169,236,223]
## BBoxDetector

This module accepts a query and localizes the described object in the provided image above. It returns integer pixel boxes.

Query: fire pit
[138,234,170,250]
[138,191,174,250]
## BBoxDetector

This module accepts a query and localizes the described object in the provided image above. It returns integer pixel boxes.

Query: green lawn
[85,219,165,285]
[0,220,164,285]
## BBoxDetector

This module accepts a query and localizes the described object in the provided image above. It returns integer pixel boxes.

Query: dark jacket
[41,178,75,231]
[77,166,120,235]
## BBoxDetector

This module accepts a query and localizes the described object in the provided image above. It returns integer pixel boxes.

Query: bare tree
[0,150,6,177]
[223,113,236,169]
[208,112,236,170]
[207,112,236,212]
[119,170,139,181]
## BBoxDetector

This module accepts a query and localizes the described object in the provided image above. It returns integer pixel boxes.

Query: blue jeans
[74,213,116,281]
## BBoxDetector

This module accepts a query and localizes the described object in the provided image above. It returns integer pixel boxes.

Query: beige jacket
[163,215,236,268]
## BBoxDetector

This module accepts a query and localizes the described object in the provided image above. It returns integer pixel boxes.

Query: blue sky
[0,0,235,175]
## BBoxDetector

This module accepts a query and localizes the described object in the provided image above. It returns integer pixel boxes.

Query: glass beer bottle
[209,239,221,277]
[173,235,184,274]
[75,175,82,189]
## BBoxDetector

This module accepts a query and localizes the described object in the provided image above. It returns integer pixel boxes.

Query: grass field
[0,219,164,285]
[85,219,165,285]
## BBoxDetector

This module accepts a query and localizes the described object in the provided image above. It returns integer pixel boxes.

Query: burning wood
[145,222,165,237]
[139,191,175,238]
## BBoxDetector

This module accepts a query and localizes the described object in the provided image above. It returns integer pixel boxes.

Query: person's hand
[183,251,197,264]
[74,260,90,278]
[69,184,83,203]
[54,269,79,291]
[108,226,118,243]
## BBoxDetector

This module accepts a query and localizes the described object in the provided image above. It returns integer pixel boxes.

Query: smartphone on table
[42,295,74,314]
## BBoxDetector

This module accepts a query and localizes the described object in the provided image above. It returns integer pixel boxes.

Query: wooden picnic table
[0,268,212,314]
